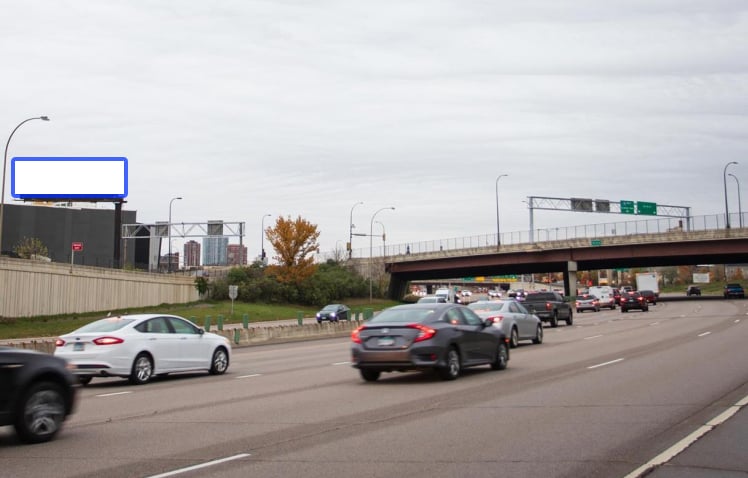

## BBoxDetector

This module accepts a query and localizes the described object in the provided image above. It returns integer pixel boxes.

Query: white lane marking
[622,393,748,478]
[649,322,659,326]
[697,332,711,337]
[584,335,604,340]
[332,361,352,366]
[96,391,133,398]
[235,374,262,379]
[146,453,251,478]
[736,319,741,323]
[587,358,624,369]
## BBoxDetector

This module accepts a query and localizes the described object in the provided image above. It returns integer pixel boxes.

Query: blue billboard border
[10,156,128,200]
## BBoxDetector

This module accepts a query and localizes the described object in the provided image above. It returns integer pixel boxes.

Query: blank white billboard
[11,157,128,199]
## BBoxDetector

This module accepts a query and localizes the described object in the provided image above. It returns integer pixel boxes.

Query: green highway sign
[620,200,635,214]
[637,201,657,215]
[591,239,602,246]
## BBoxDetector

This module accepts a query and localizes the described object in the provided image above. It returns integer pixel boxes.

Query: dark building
[184,240,201,267]
[2,203,137,268]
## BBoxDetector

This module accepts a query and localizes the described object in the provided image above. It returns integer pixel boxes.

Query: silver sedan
[468,300,543,348]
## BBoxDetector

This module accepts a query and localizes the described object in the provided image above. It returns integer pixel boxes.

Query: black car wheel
[509,327,519,348]
[209,347,229,375]
[14,381,67,444]
[360,369,380,382]
[491,341,509,370]
[566,311,573,326]
[78,376,92,386]
[549,312,559,328]
[437,347,461,380]
[129,353,154,385]
[621,307,628,313]
[532,324,543,345]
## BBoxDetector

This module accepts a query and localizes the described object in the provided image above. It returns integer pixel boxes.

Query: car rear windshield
[73,318,136,333]
[526,293,556,301]
[369,308,435,324]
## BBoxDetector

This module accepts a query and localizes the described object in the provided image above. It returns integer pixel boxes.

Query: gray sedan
[468,300,543,348]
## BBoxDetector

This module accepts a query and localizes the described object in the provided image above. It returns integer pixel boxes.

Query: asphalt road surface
[1,300,747,478]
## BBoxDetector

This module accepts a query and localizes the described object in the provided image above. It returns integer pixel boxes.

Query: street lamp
[349,201,363,259]
[370,206,395,301]
[261,213,271,263]
[0,116,50,254]
[168,197,182,272]
[729,173,743,228]
[375,220,386,257]
[723,161,738,229]
[495,174,508,247]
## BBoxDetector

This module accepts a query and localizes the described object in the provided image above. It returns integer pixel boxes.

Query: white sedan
[54,314,231,385]
[467,300,543,348]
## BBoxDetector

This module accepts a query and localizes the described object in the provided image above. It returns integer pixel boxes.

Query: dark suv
[723,283,745,299]
[686,285,701,296]
[620,292,649,313]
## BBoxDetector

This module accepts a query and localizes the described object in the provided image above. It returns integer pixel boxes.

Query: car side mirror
[198,328,205,335]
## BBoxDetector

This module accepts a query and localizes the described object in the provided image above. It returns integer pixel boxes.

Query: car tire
[78,376,92,386]
[532,324,543,345]
[566,311,573,326]
[437,347,461,380]
[316,319,322,324]
[209,347,229,375]
[129,353,154,385]
[491,341,509,370]
[549,312,559,328]
[509,327,519,348]
[14,381,67,444]
[360,369,380,382]
[576,309,581,313]
[622,308,628,313]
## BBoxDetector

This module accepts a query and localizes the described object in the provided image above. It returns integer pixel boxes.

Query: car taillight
[55,338,65,347]
[408,323,436,342]
[351,325,364,344]
[490,315,504,323]
[93,336,124,345]
[545,302,552,310]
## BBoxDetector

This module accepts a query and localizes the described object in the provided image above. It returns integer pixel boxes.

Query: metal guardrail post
[204,316,211,332]
[297,311,304,326]
[243,314,249,329]
[217,315,224,331]
[233,328,240,344]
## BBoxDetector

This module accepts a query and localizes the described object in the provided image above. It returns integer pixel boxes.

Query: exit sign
[620,200,635,214]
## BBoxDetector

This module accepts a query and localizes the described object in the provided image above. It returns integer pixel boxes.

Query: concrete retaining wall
[0,257,198,319]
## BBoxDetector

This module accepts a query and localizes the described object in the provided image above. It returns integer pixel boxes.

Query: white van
[435,288,457,303]
[587,286,616,309]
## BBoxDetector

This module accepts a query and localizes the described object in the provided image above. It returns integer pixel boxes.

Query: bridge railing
[318,212,741,262]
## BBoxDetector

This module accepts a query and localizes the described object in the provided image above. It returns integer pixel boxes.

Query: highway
[1,300,747,478]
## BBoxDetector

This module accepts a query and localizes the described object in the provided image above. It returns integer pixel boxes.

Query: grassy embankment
[0,298,400,340]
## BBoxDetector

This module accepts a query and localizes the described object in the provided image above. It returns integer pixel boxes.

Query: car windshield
[321,305,340,311]
[73,317,136,333]
[369,307,435,324]
[468,302,505,312]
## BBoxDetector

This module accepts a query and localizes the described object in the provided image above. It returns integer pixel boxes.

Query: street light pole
[370,206,395,301]
[729,173,743,228]
[349,201,363,259]
[1,116,50,254]
[375,220,386,257]
[168,197,182,272]
[724,161,738,229]
[261,213,271,264]
[495,174,508,247]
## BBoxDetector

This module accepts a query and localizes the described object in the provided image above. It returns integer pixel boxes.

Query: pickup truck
[522,291,573,327]
[723,283,745,299]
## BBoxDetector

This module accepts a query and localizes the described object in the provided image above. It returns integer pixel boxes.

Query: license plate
[377,337,395,346]
[73,342,84,351]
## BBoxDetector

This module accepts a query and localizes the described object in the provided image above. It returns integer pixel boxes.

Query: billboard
[11,157,128,199]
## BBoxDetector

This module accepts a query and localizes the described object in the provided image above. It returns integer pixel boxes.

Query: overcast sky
[2,1,747,259]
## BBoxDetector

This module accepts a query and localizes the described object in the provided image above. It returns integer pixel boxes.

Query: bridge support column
[564,261,578,297]
[388,275,408,301]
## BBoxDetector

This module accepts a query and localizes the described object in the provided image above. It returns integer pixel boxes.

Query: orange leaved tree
[265,215,320,284]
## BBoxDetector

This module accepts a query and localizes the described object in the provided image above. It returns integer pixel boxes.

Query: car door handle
[149,338,157,341]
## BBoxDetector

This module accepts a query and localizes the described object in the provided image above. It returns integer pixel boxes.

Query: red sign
[72,242,83,251]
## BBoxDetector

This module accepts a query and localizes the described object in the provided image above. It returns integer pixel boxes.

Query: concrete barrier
[0,320,362,354]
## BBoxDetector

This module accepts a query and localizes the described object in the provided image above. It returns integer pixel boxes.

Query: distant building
[159,252,180,271]
[184,240,201,267]
[227,244,247,266]
[203,237,228,266]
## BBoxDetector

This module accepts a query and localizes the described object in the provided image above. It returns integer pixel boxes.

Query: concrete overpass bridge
[369,213,748,299]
